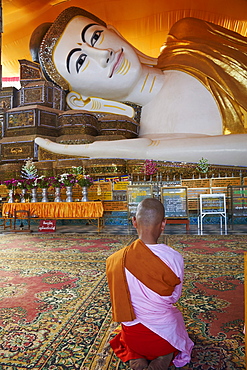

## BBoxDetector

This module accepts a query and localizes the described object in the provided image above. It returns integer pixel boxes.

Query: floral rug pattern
[0,234,246,369]
[0,233,135,369]
[94,235,247,370]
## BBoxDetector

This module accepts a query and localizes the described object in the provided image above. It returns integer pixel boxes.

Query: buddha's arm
[35,134,247,166]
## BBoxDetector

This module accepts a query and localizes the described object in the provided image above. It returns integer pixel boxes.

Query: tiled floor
[1,219,247,236]
[54,223,247,235]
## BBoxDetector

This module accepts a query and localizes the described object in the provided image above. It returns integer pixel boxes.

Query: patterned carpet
[0,233,135,369]
[0,234,245,369]
[167,235,246,370]
[95,234,247,370]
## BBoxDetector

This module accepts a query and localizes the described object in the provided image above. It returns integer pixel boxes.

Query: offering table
[2,202,104,232]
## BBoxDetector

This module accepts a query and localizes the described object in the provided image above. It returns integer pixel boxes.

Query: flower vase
[41,188,49,202]
[31,188,38,203]
[81,186,88,202]
[54,187,61,202]
[8,189,14,203]
[20,188,27,203]
[66,186,73,202]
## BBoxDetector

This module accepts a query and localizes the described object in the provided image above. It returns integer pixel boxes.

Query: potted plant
[71,167,94,201]
[59,173,77,202]
[48,176,63,202]
[34,176,51,202]
[3,179,19,203]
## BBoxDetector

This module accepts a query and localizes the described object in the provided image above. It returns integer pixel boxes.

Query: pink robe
[122,243,194,367]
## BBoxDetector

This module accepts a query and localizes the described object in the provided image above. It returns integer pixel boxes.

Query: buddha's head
[30,6,143,101]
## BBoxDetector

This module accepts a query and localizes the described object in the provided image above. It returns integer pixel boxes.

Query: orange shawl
[106,239,181,322]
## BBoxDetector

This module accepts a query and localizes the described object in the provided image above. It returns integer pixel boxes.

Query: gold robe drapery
[157,17,247,134]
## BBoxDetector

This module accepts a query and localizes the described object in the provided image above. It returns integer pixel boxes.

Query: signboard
[103,201,128,212]
[161,187,188,218]
[231,187,247,197]
[182,179,210,188]
[127,185,153,217]
[113,181,130,191]
[186,188,210,211]
[88,182,113,201]
[188,199,198,210]
[211,177,241,187]
[199,193,227,232]
[211,187,228,195]
[89,182,112,192]
[88,191,112,201]
[228,186,247,216]
[187,188,210,198]
[232,200,247,216]
[200,194,226,213]
[39,219,56,232]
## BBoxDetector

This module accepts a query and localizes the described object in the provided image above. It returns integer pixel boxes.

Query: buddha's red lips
[109,49,123,78]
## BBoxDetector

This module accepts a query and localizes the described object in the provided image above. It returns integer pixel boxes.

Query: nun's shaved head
[135,198,165,226]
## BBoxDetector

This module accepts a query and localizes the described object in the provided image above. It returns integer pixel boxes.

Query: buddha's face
[53,16,143,100]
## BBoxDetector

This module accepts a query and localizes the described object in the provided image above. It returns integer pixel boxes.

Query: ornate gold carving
[58,112,99,136]
[24,87,43,104]
[98,115,139,138]
[19,59,43,81]
[8,111,35,128]
[2,142,34,159]
[10,147,23,154]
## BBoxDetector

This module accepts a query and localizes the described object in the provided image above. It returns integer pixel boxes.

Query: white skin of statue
[35,15,247,166]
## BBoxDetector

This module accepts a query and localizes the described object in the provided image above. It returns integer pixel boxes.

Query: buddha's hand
[34,137,150,159]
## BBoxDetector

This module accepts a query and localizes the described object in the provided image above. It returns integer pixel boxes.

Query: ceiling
[2,0,247,78]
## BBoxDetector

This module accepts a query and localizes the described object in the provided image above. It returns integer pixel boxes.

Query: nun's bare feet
[147,353,173,370]
[129,358,149,370]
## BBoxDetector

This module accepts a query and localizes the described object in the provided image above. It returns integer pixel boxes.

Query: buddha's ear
[66,91,90,110]
[106,24,158,66]
[66,91,135,118]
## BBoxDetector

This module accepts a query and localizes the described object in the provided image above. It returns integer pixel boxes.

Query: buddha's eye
[91,30,103,47]
[76,53,87,73]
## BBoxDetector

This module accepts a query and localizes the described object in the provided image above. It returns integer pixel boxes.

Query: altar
[2,201,104,232]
